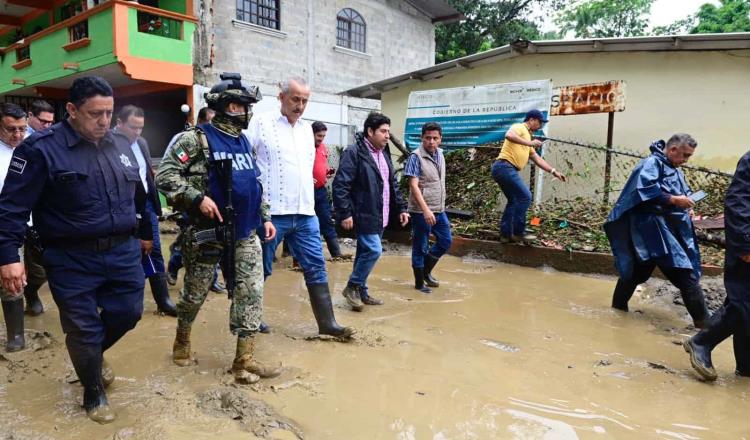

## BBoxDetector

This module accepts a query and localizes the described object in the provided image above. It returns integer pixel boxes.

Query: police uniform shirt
[0,120,151,266]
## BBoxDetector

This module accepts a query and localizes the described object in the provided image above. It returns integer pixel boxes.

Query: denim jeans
[411,212,452,267]
[348,232,383,287]
[491,160,532,238]
[314,187,339,250]
[262,214,327,284]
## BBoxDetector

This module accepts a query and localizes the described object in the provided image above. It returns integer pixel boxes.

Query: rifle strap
[196,130,211,164]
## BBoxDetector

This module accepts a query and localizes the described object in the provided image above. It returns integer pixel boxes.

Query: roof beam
[0,14,22,26]
[7,0,55,9]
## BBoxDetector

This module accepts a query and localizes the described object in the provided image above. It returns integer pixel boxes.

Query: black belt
[42,233,134,252]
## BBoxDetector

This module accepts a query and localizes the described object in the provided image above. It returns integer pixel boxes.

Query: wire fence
[324,136,732,223]
[536,138,732,218]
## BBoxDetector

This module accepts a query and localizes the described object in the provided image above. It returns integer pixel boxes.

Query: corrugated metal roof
[403,0,464,23]
[342,32,750,99]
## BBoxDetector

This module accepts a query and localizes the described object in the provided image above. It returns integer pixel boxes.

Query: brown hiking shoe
[361,295,383,305]
[232,336,281,383]
[341,284,364,312]
[172,325,194,367]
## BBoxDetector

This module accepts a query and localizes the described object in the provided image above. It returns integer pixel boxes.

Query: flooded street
[2,241,750,439]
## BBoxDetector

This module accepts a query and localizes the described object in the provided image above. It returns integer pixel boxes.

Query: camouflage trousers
[1,244,45,302]
[179,230,264,336]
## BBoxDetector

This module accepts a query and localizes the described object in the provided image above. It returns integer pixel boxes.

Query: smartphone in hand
[688,190,707,203]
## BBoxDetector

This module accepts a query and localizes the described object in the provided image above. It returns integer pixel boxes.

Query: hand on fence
[551,169,567,182]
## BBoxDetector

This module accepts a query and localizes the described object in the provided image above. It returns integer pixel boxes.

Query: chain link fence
[536,139,732,218]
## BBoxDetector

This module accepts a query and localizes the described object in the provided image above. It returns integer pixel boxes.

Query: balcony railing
[0,0,197,91]
[137,11,182,40]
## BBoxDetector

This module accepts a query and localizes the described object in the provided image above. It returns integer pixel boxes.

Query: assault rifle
[214,158,236,300]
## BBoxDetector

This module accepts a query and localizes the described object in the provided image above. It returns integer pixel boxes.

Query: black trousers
[612,261,709,324]
[695,257,750,375]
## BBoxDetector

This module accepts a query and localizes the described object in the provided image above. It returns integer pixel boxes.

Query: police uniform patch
[9,157,26,175]
[119,154,132,167]
[175,146,190,163]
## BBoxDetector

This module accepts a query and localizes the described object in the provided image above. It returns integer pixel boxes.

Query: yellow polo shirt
[496,123,535,170]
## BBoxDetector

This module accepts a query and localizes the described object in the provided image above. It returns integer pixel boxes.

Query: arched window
[336,8,366,53]
[236,0,281,31]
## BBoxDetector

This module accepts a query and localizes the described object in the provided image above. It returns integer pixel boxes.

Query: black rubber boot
[733,327,750,377]
[684,302,736,381]
[680,285,710,329]
[67,339,115,424]
[149,273,177,317]
[23,285,44,316]
[307,282,355,340]
[611,278,637,311]
[412,267,432,294]
[2,299,25,352]
[326,237,343,258]
[423,254,440,288]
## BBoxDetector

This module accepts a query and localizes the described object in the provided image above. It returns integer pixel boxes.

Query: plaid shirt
[364,138,390,228]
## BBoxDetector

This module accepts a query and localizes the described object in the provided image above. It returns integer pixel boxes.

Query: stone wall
[193,0,435,136]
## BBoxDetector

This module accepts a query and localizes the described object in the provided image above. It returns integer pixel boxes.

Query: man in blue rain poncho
[604,133,709,328]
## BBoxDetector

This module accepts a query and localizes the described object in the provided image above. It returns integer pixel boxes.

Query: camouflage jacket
[155,128,270,231]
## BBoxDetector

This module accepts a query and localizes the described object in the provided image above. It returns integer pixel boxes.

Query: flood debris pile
[425,145,727,266]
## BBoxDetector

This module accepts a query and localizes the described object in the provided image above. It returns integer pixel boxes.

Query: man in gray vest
[404,122,452,293]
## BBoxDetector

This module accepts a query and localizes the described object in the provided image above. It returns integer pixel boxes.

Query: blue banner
[404,80,552,151]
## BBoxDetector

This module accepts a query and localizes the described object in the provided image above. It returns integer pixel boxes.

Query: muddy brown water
[2,240,750,439]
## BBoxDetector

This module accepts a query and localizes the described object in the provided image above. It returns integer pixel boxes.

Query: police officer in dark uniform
[0,76,152,424]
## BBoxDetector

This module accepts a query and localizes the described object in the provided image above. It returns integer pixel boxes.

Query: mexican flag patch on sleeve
[175,146,190,163]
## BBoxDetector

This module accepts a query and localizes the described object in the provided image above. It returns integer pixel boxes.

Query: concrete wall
[194,0,434,144]
[380,50,750,171]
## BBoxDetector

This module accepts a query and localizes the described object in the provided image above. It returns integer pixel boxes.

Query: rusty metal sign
[550,80,626,116]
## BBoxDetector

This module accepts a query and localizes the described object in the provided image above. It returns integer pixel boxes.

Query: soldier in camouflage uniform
[155,73,279,384]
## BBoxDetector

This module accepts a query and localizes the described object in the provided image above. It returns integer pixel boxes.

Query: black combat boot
[2,299,25,352]
[684,302,737,381]
[149,273,177,316]
[423,254,440,288]
[412,267,432,294]
[23,285,44,316]
[307,283,355,339]
[67,340,115,424]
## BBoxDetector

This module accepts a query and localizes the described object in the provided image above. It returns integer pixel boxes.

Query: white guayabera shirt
[246,111,315,216]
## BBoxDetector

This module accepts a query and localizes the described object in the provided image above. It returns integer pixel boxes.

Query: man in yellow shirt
[491,109,566,242]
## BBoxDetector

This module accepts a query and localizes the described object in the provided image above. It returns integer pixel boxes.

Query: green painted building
[0,0,197,157]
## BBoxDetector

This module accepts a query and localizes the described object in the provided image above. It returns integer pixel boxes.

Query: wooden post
[603,111,614,204]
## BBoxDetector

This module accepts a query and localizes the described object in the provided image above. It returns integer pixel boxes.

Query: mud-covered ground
[2,238,749,439]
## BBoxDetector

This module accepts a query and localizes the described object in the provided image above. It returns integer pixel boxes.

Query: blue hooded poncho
[604,141,701,279]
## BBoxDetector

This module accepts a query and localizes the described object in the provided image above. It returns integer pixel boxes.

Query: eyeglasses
[0,125,27,135]
[33,116,54,127]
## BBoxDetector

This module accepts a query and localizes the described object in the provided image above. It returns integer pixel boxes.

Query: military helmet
[204,73,261,111]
